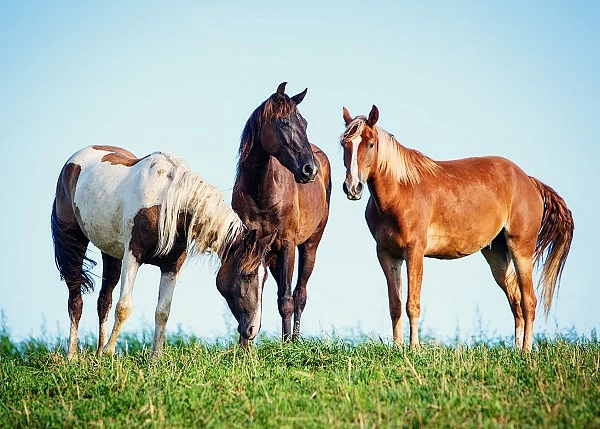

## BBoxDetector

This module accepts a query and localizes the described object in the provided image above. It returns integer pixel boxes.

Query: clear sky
[1,2,598,345]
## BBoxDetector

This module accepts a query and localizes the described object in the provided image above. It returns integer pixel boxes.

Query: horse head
[340,105,380,200]
[256,82,318,183]
[216,229,278,346]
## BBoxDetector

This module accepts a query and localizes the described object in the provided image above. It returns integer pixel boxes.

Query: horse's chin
[346,193,362,201]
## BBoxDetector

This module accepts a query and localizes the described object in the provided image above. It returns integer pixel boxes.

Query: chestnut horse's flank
[340,105,574,352]
[52,145,273,359]
[219,82,331,343]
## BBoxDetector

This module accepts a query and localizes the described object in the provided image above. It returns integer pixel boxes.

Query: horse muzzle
[343,181,363,200]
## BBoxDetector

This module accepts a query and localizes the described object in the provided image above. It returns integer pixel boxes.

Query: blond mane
[154,153,244,261]
[342,117,440,185]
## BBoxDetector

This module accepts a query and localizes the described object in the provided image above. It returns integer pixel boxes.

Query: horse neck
[237,141,284,201]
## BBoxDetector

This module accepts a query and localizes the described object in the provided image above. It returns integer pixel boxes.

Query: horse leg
[405,247,424,349]
[506,235,537,352]
[481,238,524,349]
[66,282,83,360]
[52,201,92,360]
[152,254,185,358]
[96,253,121,357]
[272,244,295,341]
[376,245,404,345]
[292,224,326,340]
[103,249,140,355]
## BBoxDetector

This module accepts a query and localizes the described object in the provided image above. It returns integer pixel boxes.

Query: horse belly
[425,219,503,259]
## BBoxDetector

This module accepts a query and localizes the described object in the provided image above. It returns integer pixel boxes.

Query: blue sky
[1,2,598,345]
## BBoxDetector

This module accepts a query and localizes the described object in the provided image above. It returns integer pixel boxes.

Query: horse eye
[241,271,253,281]
[369,142,375,148]
[281,118,290,127]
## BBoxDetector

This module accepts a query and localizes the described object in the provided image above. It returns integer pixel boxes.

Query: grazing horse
[51,145,275,359]
[218,82,331,344]
[340,105,574,352]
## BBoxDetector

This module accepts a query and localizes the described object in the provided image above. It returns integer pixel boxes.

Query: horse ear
[367,105,379,127]
[244,228,258,248]
[259,230,278,256]
[291,88,307,105]
[343,106,353,126]
[276,82,287,97]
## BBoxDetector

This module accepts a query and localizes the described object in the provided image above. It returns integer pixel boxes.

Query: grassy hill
[0,330,598,428]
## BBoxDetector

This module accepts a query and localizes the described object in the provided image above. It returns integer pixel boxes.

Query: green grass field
[1,329,598,428]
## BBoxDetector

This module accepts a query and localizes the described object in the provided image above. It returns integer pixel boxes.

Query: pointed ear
[244,228,258,249]
[291,88,307,105]
[259,230,278,256]
[276,82,287,97]
[343,106,353,126]
[367,105,379,127]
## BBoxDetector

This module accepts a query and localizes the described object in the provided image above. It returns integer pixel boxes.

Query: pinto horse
[52,145,275,359]
[340,105,574,352]
[218,83,331,343]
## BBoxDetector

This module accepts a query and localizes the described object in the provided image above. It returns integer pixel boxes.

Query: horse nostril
[245,325,254,338]
[356,182,363,193]
[303,163,314,177]
[342,182,349,195]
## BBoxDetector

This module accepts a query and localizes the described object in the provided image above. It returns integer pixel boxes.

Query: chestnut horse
[52,145,275,359]
[218,82,331,343]
[340,105,574,352]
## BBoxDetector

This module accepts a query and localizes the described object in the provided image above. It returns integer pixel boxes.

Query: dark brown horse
[51,145,274,359]
[340,105,574,352]
[218,82,331,344]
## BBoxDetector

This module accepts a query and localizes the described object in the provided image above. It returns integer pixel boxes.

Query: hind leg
[505,235,538,352]
[292,222,326,340]
[97,253,121,357]
[481,236,524,349]
[66,282,84,360]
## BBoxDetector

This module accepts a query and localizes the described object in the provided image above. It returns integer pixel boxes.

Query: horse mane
[237,95,299,173]
[154,153,245,261]
[342,116,440,185]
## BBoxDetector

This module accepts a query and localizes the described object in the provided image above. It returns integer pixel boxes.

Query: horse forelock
[340,116,367,144]
[232,238,262,273]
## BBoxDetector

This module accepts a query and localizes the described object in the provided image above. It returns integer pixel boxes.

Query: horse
[340,105,574,352]
[51,145,276,359]
[217,82,331,344]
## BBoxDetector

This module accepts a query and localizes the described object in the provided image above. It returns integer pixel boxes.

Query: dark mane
[237,94,299,175]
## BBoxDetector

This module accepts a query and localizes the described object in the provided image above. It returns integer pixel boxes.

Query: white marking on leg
[152,271,178,358]
[104,250,139,355]
[67,321,78,360]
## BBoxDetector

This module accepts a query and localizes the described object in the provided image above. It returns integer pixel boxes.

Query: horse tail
[51,200,96,293]
[530,177,574,317]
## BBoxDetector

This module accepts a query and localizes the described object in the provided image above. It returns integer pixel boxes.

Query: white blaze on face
[348,135,362,192]
[247,263,266,339]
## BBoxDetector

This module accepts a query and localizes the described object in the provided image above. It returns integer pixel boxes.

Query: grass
[0,329,599,428]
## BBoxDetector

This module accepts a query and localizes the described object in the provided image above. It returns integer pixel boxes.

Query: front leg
[272,243,295,341]
[103,249,140,356]
[405,245,425,350]
[376,244,404,345]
